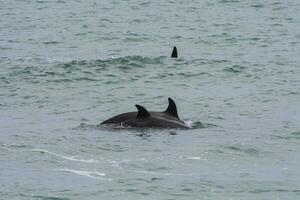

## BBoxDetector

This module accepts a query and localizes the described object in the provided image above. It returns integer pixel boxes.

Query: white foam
[185,156,202,160]
[135,170,192,176]
[32,149,98,163]
[179,156,206,160]
[185,120,193,128]
[0,146,10,151]
[55,168,111,181]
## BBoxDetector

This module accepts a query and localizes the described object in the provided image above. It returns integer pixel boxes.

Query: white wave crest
[135,170,192,176]
[181,156,203,160]
[55,168,111,181]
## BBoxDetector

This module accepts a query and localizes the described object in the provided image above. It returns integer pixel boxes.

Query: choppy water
[1,0,300,199]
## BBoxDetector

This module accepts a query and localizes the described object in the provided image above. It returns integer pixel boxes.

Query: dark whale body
[101,98,191,129]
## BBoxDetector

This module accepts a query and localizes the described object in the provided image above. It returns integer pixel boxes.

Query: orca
[101,98,191,129]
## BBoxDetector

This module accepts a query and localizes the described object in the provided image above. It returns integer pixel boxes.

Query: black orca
[101,98,191,129]
[171,46,178,58]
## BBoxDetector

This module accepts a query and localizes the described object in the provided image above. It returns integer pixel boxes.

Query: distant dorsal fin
[164,98,179,119]
[171,46,178,58]
[135,105,151,118]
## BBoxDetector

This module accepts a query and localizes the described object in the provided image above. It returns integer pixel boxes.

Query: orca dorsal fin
[171,46,178,58]
[135,105,151,118]
[164,98,179,119]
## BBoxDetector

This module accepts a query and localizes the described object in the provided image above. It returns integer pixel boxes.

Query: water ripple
[32,148,99,163]
[55,169,111,181]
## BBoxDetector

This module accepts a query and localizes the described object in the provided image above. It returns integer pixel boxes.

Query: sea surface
[1,0,300,199]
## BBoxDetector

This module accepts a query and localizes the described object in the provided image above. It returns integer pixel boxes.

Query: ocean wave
[224,145,260,156]
[19,194,70,200]
[32,149,98,163]
[223,65,247,73]
[134,170,193,177]
[191,121,217,129]
[5,56,166,83]
[0,146,10,151]
[55,168,111,181]
[179,156,204,160]
[290,131,300,139]
[59,56,165,70]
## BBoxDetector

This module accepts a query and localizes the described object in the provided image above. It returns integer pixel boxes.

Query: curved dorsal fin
[164,98,179,119]
[171,46,178,58]
[135,105,150,118]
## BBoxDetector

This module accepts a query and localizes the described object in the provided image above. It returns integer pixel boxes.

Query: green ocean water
[1,0,300,199]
